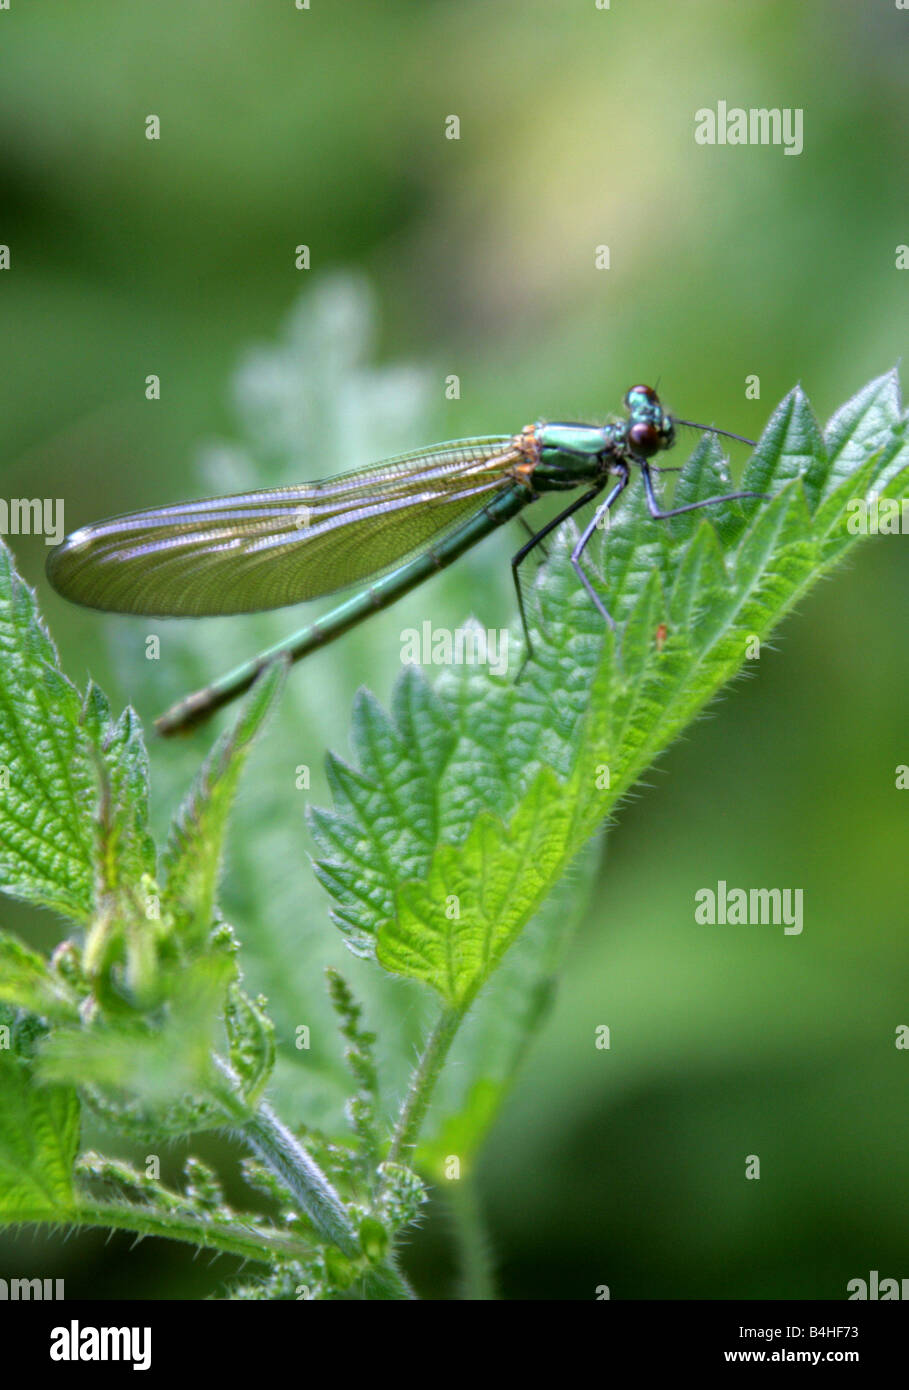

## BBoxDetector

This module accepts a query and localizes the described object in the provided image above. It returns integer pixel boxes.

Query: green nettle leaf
[0,550,158,925]
[0,1052,79,1219]
[312,374,908,1006]
[0,549,98,920]
[81,682,157,894]
[0,932,81,1021]
[38,952,237,1105]
[161,658,287,943]
[31,667,286,1127]
[0,532,285,1121]
[379,769,573,1003]
[226,983,276,1106]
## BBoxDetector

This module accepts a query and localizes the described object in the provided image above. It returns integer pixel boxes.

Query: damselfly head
[623,384,676,458]
[623,385,756,457]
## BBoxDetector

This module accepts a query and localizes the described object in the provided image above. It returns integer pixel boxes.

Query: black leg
[517,513,549,558]
[640,462,769,520]
[511,485,604,678]
[570,474,630,629]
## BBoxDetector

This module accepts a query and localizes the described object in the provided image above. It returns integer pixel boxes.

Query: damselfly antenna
[672,418,756,448]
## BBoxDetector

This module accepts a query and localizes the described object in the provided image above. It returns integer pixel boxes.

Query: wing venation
[47,438,522,615]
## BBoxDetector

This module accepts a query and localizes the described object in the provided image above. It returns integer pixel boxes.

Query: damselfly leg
[639,463,769,521]
[570,475,630,630]
[512,484,605,680]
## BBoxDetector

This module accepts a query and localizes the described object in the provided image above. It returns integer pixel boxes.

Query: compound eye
[625,384,659,408]
[628,420,660,456]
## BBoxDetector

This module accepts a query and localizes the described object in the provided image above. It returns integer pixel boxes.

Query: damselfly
[47,385,765,736]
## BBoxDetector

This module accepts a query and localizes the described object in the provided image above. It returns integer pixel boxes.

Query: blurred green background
[1,0,907,1299]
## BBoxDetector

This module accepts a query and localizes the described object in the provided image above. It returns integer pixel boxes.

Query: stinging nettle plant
[0,293,905,1298]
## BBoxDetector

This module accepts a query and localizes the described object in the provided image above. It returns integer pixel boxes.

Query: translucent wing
[47,437,522,616]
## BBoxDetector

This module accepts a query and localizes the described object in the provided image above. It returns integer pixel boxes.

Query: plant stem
[385,1004,466,1171]
[68,1200,308,1263]
[213,1057,414,1299]
[239,1098,360,1256]
[448,1176,497,1301]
